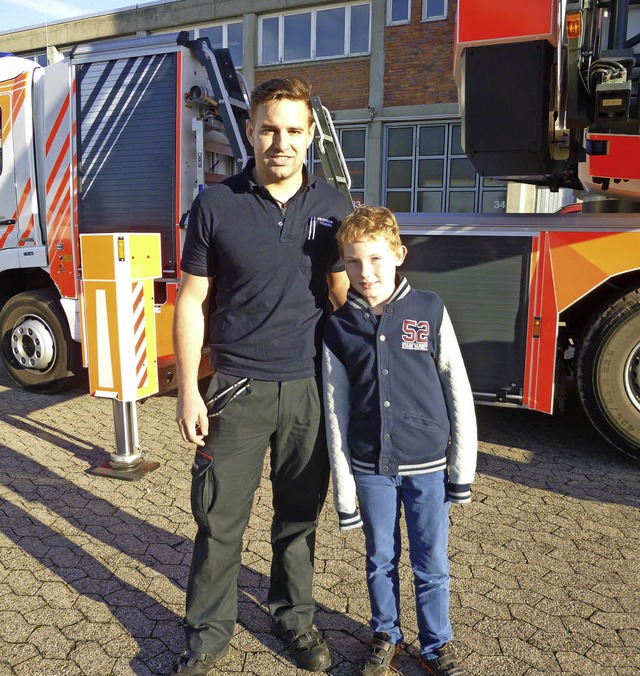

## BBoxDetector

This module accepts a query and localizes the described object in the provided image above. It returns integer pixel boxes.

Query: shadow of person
[0,499,183,674]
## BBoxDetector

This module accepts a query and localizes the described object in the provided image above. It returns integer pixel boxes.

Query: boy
[322,206,477,676]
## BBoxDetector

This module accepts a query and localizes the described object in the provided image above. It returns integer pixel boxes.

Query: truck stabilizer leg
[89,400,159,481]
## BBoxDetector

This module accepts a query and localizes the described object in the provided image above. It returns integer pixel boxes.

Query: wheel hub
[10,317,56,373]
[624,339,640,413]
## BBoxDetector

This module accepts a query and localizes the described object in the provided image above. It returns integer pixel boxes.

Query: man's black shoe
[273,623,332,672]
[171,646,229,675]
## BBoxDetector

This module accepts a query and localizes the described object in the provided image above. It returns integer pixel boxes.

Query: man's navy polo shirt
[180,161,353,381]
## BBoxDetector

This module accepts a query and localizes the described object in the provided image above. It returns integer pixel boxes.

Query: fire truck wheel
[576,286,640,459]
[0,288,79,393]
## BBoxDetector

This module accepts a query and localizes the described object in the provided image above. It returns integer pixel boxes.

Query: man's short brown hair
[250,77,314,127]
[337,205,403,253]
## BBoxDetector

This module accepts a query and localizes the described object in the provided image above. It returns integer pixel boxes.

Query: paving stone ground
[0,365,638,675]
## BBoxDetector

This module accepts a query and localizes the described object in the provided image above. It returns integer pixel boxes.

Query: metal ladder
[180,33,351,200]
[311,96,352,201]
[183,35,253,173]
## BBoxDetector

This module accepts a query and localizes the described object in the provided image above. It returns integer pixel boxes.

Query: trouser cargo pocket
[190,449,215,535]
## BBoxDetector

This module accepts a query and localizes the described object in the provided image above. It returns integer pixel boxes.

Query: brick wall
[255,57,370,110]
[384,0,458,107]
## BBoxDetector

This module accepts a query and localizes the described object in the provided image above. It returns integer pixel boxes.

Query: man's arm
[173,271,213,446]
[327,270,349,310]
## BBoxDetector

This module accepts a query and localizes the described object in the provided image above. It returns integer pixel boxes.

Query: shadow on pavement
[0,440,367,673]
[475,404,640,508]
[0,499,183,674]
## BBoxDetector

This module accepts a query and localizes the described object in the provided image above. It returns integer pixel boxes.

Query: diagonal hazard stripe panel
[131,282,149,390]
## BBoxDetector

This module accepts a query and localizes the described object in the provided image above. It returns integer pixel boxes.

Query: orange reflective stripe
[46,134,70,195]
[46,94,70,156]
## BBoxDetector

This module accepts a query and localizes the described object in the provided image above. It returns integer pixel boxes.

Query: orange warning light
[566,11,581,39]
[533,316,542,339]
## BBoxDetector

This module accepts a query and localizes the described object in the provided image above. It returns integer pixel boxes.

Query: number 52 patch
[401,319,430,351]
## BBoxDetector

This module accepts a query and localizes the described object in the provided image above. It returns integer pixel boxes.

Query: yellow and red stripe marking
[0,224,15,248]
[44,90,75,298]
[1,73,31,249]
[522,227,640,413]
[549,230,640,312]
[15,178,34,246]
[132,282,149,391]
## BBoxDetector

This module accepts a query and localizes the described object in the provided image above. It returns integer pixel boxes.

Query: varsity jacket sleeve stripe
[322,342,363,530]
[437,307,478,503]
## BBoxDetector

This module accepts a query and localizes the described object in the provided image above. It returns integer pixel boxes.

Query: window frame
[259,2,371,66]
[308,124,368,206]
[196,20,244,68]
[383,121,507,214]
[422,0,448,22]
[387,0,411,26]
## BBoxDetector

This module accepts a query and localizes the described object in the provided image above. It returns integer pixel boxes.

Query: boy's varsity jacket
[323,276,477,530]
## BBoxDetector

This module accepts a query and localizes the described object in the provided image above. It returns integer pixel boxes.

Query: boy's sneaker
[355,632,400,675]
[171,645,229,675]
[419,643,465,675]
[272,623,332,672]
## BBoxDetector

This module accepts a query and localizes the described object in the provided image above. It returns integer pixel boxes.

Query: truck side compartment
[0,35,238,394]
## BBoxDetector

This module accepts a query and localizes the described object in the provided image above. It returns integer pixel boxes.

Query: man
[172,76,352,675]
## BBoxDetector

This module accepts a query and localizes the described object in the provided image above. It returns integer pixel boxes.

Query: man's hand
[328,270,349,310]
[173,271,213,448]
[176,388,209,446]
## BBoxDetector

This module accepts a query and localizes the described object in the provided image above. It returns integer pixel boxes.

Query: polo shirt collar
[242,158,318,196]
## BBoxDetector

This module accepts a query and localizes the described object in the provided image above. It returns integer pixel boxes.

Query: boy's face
[342,237,407,310]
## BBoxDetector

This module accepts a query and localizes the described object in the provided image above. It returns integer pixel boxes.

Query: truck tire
[0,289,79,393]
[576,287,640,459]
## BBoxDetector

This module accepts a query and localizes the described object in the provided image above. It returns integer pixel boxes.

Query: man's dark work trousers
[184,374,329,654]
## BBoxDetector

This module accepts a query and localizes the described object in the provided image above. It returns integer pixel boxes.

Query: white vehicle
[0,33,243,395]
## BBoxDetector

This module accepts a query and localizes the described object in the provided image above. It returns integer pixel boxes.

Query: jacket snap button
[380,335,386,341]
[383,401,390,407]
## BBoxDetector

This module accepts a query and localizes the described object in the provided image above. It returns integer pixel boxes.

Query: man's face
[342,238,407,310]
[246,99,315,187]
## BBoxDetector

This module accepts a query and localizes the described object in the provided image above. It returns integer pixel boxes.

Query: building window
[387,0,411,25]
[383,122,506,213]
[23,52,48,66]
[422,0,448,21]
[310,126,367,206]
[198,21,243,68]
[259,3,371,65]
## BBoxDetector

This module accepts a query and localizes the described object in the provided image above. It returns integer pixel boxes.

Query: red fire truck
[1,3,639,462]
[398,0,640,458]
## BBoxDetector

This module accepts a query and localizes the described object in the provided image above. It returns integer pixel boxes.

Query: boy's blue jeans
[354,470,452,660]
